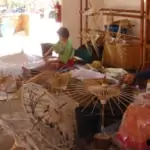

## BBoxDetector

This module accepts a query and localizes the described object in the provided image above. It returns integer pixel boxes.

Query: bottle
[146,80,150,92]
[135,85,140,95]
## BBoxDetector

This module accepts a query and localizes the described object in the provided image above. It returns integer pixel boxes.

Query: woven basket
[102,41,141,69]
[102,18,140,70]
[116,42,140,69]
[102,42,119,67]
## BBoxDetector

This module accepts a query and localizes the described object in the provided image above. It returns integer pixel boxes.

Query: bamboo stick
[147,0,150,42]
[140,0,145,69]
[103,12,141,19]
[79,28,140,40]
[80,0,83,45]
[85,0,88,30]
[108,100,115,116]
[80,9,144,14]
[85,12,142,19]
[112,98,124,113]
[144,0,150,69]
[100,8,143,14]
[91,100,99,114]
[145,0,149,43]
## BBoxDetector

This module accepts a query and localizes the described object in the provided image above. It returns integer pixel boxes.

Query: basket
[116,42,140,69]
[104,24,128,34]
[102,19,140,70]
[102,41,141,70]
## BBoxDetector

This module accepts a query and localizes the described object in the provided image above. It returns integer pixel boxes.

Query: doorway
[0,0,61,56]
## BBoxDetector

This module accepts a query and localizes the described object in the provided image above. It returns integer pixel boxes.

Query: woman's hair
[57,27,70,38]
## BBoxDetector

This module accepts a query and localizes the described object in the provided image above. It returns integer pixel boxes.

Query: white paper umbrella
[21,82,76,150]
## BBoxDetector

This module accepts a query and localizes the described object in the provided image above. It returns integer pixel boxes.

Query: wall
[0,0,6,5]
[62,0,142,47]
[62,0,80,48]
[62,0,104,48]
[104,0,141,36]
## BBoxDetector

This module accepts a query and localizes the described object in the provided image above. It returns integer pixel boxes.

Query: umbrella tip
[21,49,24,54]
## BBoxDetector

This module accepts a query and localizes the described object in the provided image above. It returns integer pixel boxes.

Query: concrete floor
[0,98,23,150]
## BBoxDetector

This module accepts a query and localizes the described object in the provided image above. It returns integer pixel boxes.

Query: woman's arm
[44,41,62,57]
[136,69,150,80]
[43,47,54,63]
[44,47,53,57]
[123,69,150,84]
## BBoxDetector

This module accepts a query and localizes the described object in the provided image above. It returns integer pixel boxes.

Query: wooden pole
[83,28,140,40]
[145,0,149,68]
[147,0,150,42]
[145,0,149,43]
[100,8,143,14]
[103,12,141,19]
[80,0,83,45]
[140,0,144,69]
[85,0,88,30]
[144,0,150,68]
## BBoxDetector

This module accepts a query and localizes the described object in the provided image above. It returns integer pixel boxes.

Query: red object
[114,104,150,150]
[54,1,61,23]
[58,59,74,69]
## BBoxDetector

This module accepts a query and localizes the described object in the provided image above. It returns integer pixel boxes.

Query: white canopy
[0,51,43,76]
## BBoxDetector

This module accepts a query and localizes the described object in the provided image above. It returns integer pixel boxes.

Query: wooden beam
[80,0,83,45]
[100,8,142,14]
[81,28,140,40]
[103,12,141,19]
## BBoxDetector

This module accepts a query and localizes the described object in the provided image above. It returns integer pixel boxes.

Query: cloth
[58,58,74,68]
[29,58,75,76]
[52,39,74,64]
[75,44,103,63]
[115,103,150,150]
[136,69,150,80]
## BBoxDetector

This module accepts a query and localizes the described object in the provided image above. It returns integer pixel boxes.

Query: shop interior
[0,0,149,150]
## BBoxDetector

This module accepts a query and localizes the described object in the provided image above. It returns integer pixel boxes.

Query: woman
[22,27,74,76]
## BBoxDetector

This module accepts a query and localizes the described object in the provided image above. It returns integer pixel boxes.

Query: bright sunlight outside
[0,0,61,56]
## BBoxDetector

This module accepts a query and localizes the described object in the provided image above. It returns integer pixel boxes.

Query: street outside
[0,14,61,56]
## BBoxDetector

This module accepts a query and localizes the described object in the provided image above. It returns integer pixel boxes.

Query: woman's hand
[46,60,60,70]
[44,47,53,62]
[44,47,53,57]
[122,73,136,84]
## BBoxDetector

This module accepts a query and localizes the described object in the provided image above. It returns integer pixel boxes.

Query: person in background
[123,69,150,84]
[22,27,74,76]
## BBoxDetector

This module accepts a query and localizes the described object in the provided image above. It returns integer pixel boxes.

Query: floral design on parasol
[21,82,76,150]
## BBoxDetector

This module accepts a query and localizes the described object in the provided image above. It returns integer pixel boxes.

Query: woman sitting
[22,27,74,76]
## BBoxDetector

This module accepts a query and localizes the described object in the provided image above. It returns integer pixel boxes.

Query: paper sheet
[70,67,105,79]
[0,51,44,76]
[105,68,127,78]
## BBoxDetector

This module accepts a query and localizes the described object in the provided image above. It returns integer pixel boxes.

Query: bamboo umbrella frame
[80,0,106,58]
[23,70,137,135]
